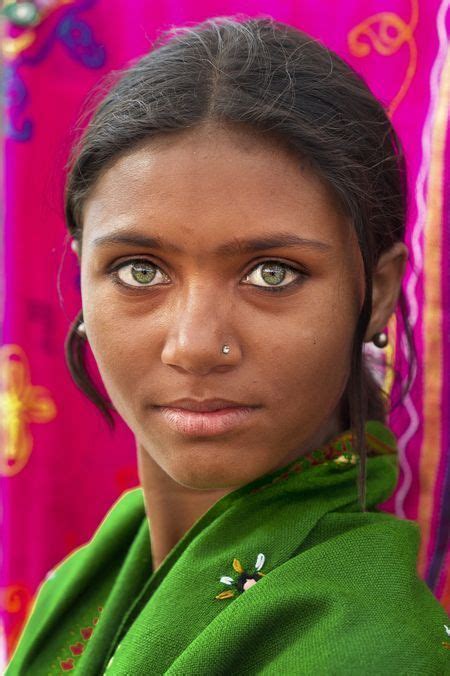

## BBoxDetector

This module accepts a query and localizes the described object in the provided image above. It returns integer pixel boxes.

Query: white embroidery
[220,576,234,586]
[255,553,265,571]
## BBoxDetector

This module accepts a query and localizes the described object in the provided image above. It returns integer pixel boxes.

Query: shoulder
[282,511,449,671]
[5,487,145,674]
[43,485,144,586]
[36,486,144,591]
[284,509,445,622]
[208,511,450,674]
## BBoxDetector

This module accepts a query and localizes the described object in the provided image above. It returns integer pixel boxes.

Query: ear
[364,242,409,343]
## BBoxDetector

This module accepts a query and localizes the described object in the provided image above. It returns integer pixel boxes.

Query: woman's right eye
[110,259,170,289]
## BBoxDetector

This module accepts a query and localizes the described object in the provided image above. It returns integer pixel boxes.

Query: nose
[160,283,241,375]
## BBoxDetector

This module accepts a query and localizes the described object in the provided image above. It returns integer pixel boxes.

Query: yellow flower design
[0,344,57,476]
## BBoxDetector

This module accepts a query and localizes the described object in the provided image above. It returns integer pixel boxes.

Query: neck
[136,410,345,572]
[137,447,231,571]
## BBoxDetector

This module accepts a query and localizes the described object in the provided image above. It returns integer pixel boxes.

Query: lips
[155,405,258,436]
[155,398,256,412]
[151,396,261,435]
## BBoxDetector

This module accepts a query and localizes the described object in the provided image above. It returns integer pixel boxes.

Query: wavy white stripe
[395,0,450,517]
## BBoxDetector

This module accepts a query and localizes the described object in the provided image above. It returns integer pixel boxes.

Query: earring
[76,320,87,338]
[372,331,388,348]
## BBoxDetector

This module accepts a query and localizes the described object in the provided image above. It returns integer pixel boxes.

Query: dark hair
[63,15,416,511]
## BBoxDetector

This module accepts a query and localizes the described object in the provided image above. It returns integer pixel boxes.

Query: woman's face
[80,124,365,490]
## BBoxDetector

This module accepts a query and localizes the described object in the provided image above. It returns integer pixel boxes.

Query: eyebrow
[91,230,333,255]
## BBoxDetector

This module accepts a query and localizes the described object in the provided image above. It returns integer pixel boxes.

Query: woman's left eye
[242,261,306,292]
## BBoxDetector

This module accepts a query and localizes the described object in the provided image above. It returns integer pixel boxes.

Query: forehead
[81,124,353,252]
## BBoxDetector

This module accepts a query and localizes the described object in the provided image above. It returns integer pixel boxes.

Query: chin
[163,456,258,491]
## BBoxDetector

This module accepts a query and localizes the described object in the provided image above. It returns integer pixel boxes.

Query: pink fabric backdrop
[1,0,449,665]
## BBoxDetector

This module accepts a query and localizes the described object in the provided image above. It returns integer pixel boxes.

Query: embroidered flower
[215,553,266,599]
[331,452,358,469]
[60,657,75,671]
[442,624,450,650]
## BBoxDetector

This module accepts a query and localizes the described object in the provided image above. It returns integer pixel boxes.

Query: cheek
[80,291,143,411]
[264,307,355,410]
[86,326,136,413]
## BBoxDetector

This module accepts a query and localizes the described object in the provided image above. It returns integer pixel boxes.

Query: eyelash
[108,258,308,293]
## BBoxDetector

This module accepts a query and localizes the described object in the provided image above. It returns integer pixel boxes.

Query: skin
[76,122,408,571]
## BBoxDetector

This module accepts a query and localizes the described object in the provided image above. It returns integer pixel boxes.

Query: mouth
[153,405,260,436]
[155,397,257,412]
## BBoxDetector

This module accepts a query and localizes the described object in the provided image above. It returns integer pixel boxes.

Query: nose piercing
[222,345,231,354]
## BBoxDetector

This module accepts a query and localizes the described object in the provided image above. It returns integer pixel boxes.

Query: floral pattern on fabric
[215,553,267,600]
[50,606,103,673]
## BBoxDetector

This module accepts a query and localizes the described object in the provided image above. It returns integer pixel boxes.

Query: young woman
[6,16,449,675]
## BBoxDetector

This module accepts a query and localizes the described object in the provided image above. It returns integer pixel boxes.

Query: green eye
[110,258,306,292]
[112,260,169,288]
[130,263,157,284]
[243,261,304,291]
[261,262,286,285]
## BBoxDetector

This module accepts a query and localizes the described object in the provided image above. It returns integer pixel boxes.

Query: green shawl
[6,421,450,675]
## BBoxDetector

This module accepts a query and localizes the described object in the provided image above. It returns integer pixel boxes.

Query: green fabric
[6,421,450,675]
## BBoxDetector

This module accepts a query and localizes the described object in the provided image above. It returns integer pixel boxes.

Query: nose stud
[222,345,231,354]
